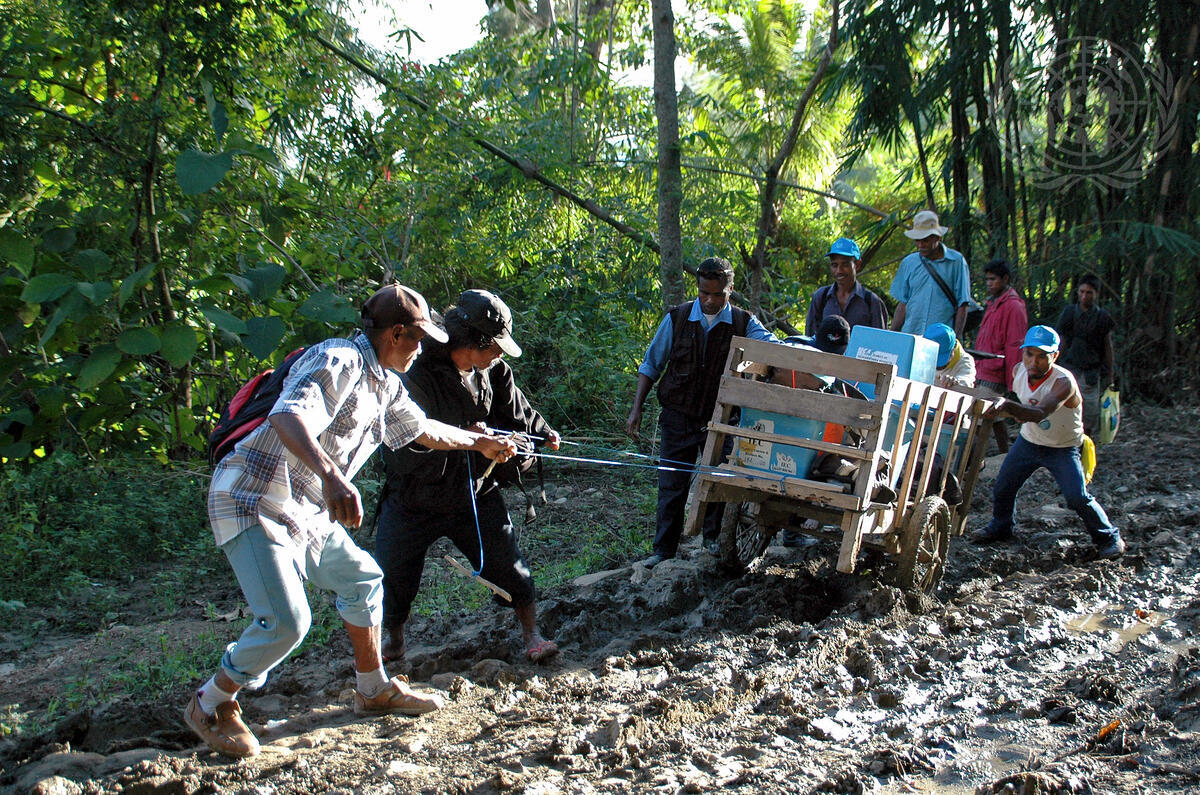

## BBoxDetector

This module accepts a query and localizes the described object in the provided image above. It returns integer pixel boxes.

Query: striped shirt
[207,332,426,555]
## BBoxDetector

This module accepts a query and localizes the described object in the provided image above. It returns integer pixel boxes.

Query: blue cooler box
[733,407,827,478]
[848,327,938,398]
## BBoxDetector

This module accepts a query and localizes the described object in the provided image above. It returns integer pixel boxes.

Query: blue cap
[1022,325,1060,353]
[923,323,956,368]
[827,237,861,259]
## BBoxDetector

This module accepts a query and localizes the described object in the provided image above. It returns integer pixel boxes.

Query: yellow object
[1098,387,1120,445]
[1081,435,1097,484]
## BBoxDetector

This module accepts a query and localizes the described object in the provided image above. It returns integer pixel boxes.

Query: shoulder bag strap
[920,257,958,310]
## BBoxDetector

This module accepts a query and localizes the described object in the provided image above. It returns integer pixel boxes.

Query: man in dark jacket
[1055,273,1115,436]
[375,290,561,664]
[625,257,777,567]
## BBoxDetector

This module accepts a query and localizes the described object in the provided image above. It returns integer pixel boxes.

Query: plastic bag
[1098,387,1120,445]
[1081,435,1097,484]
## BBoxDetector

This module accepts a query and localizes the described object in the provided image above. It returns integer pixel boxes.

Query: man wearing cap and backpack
[626,257,778,567]
[375,289,562,664]
[805,237,889,335]
[185,284,518,759]
[972,325,1125,560]
[890,211,973,337]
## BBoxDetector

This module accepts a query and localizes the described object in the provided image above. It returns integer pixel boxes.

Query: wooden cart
[683,337,997,593]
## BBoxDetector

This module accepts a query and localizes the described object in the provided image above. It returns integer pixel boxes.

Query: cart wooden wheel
[893,496,951,593]
[718,501,776,572]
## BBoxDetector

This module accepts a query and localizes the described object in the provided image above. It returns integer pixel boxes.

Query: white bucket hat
[904,210,949,239]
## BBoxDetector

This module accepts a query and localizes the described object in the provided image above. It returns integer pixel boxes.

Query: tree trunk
[948,11,972,261]
[651,0,684,308]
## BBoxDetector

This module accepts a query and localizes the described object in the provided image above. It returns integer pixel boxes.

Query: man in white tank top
[971,326,1124,559]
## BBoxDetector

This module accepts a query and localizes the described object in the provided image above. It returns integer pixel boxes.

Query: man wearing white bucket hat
[889,210,972,337]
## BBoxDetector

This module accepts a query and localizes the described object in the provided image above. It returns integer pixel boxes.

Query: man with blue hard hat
[805,237,888,336]
[923,322,976,390]
[973,325,1124,559]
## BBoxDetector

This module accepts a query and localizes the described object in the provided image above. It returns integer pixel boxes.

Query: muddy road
[3,405,1200,793]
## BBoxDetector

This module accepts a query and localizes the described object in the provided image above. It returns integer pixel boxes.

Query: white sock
[357,667,390,697]
[197,676,237,715]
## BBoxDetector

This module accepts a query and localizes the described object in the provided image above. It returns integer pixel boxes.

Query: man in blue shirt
[889,211,972,337]
[805,237,888,335]
[625,258,777,567]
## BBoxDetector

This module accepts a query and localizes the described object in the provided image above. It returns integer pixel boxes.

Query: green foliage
[0,453,210,607]
[3,0,1198,471]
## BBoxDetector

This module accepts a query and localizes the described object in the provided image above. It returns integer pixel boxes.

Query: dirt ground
[3,404,1200,794]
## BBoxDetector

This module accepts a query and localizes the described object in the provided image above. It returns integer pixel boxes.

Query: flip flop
[525,639,559,663]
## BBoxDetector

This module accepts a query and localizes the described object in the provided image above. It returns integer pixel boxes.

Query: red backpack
[207,348,307,466]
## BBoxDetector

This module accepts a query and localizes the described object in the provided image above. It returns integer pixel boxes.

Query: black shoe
[972,523,1013,544]
[640,553,669,568]
[780,529,803,547]
[702,538,720,555]
[1095,537,1126,560]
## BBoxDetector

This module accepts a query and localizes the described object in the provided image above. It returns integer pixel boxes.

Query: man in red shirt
[974,260,1027,451]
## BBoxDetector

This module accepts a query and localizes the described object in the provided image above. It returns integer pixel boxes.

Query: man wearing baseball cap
[923,322,976,390]
[889,211,973,337]
[972,325,1124,559]
[805,237,888,336]
[186,283,518,758]
[376,289,563,664]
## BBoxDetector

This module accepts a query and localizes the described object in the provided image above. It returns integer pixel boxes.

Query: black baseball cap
[815,316,851,355]
[457,289,522,357]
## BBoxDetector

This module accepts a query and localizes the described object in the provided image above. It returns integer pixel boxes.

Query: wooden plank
[887,379,917,482]
[914,389,951,505]
[937,398,968,495]
[730,336,899,384]
[704,463,845,493]
[685,374,744,538]
[707,421,873,461]
[953,404,995,536]
[715,376,883,430]
[836,511,869,573]
[695,464,868,510]
[893,385,933,518]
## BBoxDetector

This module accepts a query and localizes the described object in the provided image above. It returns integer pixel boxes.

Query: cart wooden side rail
[683,337,998,592]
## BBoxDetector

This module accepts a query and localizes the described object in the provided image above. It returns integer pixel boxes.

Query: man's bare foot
[525,637,559,663]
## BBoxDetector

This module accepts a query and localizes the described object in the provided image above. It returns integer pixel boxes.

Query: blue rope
[464,452,485,577]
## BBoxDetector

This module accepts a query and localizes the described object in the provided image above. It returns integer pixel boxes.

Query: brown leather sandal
[354,676,444,716]
[184,693,261,758]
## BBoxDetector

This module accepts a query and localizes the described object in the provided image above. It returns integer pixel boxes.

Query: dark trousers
[986,435,1120,546]
[375,488,535,629]
[653,407,731,557]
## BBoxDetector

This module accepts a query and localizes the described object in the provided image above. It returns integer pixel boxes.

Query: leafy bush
[0,453,211,605]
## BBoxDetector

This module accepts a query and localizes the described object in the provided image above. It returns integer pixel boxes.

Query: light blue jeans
[218,524,383,688]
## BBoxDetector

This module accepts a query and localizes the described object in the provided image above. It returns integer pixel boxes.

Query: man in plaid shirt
[186,284,517,759]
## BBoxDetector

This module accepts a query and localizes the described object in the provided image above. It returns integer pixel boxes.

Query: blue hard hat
[1022,325,1060,353]
[923,322,956,368]
[827,237,861,259]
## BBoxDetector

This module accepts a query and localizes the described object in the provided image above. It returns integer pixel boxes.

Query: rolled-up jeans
[218,524,383,688]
